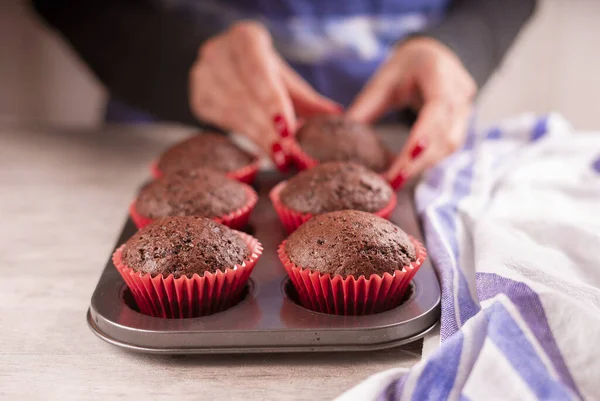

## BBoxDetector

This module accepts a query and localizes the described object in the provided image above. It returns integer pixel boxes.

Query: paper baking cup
[150,157,261,184]
[129,185,258,230]
[288,140,319,171]
[269,181,397,233]
[278,236,426,315]
[113,232,263,318]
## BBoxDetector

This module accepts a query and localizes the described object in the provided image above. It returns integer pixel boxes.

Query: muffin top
[279,162,393,214]
[122,216,249,277]
[284,210,415,278]
[135,168,249,219]
[157,133,255,175]
[295,116,391,172]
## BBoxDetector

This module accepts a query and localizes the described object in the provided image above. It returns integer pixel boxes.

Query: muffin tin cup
[150,158,261,185]
[277,236,426,316]
[129,185,259,231]
[269,181,398,233]
[112,232,263,318]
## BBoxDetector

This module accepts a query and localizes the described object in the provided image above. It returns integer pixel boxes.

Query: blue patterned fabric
[336,114,600,400]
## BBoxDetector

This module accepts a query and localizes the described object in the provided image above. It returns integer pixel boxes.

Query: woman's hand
[347,37,476,188]
[189,21,341,168]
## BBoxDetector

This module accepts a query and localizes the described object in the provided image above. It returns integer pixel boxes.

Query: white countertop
[0,124,421,401]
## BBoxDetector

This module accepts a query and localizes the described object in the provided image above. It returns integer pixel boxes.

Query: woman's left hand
[347,37,477,188]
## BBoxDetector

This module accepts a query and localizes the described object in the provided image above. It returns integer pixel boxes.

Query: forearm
[31,0,219,125]
[422,0,537,89]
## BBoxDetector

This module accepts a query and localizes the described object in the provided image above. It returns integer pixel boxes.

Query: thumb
[279,60,342,118]
[346,69,397,123]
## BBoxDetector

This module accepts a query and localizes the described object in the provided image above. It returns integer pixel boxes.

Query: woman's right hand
[189,21,341,168]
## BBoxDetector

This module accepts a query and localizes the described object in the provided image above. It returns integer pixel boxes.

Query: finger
[191,60,278,156]
[388,102,471,188]
[347,62,404,123]
[405,105,470,178]
[219,96,289,167]
[395,65,473,166]
[228,36,294,169]
[278,59,343,118]
[209,41,284,149]
[197,33,292,169]
[346,79,391,123]
[386,137,428,189]
[387,145,438,189]
[228,23,296,136]
[387,99,455,177]
[227,24,296,169]
[189,61,224,125]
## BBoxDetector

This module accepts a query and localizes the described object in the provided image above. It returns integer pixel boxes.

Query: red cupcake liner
[150,157,261,184]
[269,180,397,233]
[278,236,426,315]
[130,184,257,230]
[288,140,319,171]
[113,232,263,318]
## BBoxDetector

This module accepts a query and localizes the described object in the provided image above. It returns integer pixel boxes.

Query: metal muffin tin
[87,170,441,354]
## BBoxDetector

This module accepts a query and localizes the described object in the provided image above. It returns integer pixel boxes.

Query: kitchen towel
[336,114,600,401]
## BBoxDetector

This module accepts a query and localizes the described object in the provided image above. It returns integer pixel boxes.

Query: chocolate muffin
[295,116,391,172]
[122,216,249,278]
[157,133,255,175]
[135,168,249,219]
[279,162,393,214]
[284,210,416,278]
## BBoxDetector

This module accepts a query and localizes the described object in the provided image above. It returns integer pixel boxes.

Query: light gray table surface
[0,123,422,401]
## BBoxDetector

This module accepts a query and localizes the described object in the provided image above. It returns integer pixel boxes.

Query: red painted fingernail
[271,142,289,172]
[274,114,290,138]
[390,170,409,190]
[332,104,344,115]
[410,139,427,160]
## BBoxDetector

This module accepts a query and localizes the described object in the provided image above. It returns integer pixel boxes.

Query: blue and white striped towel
[337,114,600,401]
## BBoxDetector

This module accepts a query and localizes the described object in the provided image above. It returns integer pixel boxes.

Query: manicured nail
[274,114,290,138]
[332,104,345,115]
[390,170,409,190]
[271,142,289,172]
[410,139,427,160]
[294,118,305,133]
